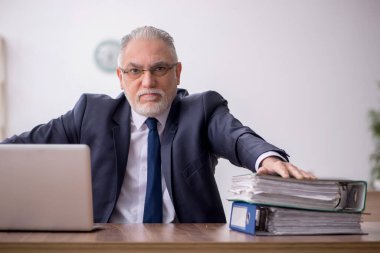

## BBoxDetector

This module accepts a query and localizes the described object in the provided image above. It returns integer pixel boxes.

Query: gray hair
[117,26,178,67]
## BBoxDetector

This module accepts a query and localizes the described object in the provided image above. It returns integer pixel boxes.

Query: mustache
[137,89,165,97]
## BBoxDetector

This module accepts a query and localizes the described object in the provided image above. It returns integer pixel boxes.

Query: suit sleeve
[204,91,288,172]
[1,94,88,144]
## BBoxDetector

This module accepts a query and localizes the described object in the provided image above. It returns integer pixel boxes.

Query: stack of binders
[228,174,367,235]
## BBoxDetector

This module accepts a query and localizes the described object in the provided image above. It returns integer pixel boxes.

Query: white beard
[125,88,174,117]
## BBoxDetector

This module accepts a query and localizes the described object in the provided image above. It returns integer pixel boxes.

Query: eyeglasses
[119,63,178,79]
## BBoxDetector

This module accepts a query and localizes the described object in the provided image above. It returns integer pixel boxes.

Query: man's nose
[141,70,156,87]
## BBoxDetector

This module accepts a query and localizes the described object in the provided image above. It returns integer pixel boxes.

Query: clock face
[94,40,120,73]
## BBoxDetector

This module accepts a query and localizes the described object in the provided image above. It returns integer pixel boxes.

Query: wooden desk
[363,191,380,221]
[1,222,380,253]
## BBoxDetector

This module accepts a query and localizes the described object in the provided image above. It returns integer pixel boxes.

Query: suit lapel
[112,97,131,194]
[161,96,180,201]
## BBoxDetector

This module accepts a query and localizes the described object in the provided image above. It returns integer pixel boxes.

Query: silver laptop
[0,144,94,231]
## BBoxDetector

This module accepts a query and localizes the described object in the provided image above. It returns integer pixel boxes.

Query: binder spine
[229,202,257,235]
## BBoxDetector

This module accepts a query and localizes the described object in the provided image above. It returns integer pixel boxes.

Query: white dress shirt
[110,107,176,223]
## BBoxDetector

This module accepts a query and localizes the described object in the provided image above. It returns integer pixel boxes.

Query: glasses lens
[151,66,170,77]
[126,68,143,79]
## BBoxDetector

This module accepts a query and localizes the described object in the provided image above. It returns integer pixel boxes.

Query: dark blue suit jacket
[2,89,288,223]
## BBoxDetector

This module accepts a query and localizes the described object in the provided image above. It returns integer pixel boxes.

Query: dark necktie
[143,117,163,223]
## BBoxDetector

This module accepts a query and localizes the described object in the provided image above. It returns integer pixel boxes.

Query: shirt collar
[131,106,172,130]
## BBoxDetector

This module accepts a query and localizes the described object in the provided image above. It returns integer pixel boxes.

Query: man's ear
[116,68,123,90]
[175,62,182,86]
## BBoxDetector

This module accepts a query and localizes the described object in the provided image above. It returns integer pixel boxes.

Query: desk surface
[364,191,380,221]
[1,222,380,253]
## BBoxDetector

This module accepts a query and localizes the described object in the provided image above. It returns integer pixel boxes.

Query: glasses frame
[119,62,178,79]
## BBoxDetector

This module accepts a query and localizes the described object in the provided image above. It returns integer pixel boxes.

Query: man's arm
[1,94,87,144]
[204,91,315,179]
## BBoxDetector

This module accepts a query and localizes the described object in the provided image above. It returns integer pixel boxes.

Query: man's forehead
[127,61,170,68]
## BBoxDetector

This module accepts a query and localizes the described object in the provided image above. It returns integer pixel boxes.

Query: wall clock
[94,40,120,73]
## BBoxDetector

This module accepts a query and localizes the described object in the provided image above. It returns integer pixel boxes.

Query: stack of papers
[228,174,367,235]
[257,206,363,235]
[228,174,366,212]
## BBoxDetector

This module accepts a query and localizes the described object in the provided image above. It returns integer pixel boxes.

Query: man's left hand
[257,156,316,179]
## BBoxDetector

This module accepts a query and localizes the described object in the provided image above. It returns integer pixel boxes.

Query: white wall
[1,0,380,219]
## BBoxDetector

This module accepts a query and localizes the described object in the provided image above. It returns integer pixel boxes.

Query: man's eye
[128,68,142,74]
[152,66,168,73]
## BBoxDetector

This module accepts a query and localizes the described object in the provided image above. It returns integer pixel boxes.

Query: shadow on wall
[369,82,380,190]
[0,37,6,140]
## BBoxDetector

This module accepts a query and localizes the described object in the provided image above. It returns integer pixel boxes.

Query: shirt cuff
[255,151,287,170]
